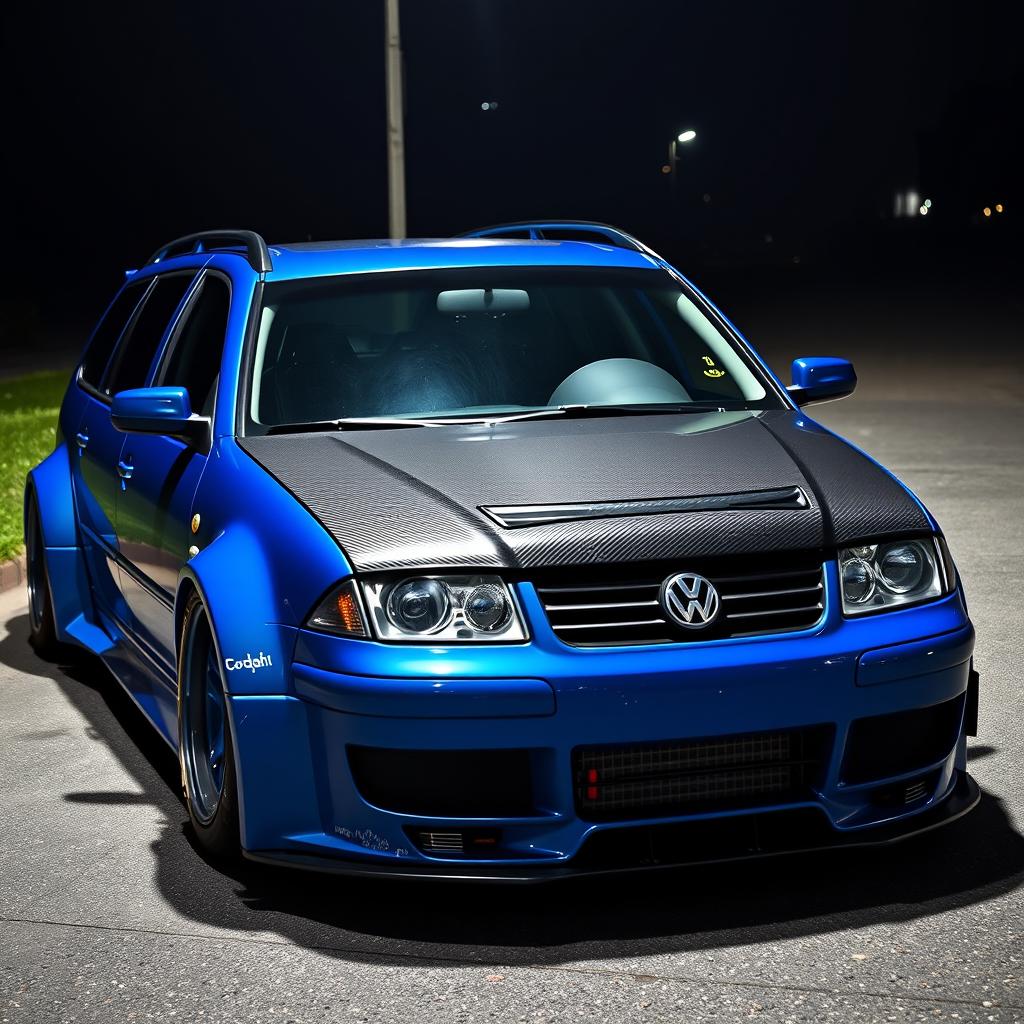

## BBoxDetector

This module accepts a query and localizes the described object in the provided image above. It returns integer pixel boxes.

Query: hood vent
[481,486,809,530]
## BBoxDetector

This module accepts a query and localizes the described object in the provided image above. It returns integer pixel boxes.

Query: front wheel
[178,592,240,860]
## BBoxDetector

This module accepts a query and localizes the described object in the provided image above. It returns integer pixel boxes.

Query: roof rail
[459,220,658,257]
[146,229,273,274]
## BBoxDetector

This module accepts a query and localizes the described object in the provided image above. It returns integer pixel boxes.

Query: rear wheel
[24,488,60,659]
[178,592,240,860]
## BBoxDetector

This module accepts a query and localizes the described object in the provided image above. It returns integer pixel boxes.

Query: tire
[178,592,241,860]
[24,487,61,659]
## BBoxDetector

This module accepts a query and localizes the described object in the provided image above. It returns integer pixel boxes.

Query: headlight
[308,575,528,642]
[839,537,952,615]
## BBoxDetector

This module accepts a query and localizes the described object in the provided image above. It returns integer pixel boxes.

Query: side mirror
[787,357,857,406]
[111,387,210,446]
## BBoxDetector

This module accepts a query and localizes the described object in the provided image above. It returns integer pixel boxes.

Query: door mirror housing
[110,387,210,446]
[787,357,857,406]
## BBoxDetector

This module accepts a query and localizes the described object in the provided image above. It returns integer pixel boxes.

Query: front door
[93,270,197,639]
[116,271,229,678]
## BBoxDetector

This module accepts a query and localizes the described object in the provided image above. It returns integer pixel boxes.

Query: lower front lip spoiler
[241,771,981,884]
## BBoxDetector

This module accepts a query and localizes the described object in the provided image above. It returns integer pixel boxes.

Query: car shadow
[5,610,1024,968]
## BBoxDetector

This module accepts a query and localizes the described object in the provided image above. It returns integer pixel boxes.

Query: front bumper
[227,573,978,878]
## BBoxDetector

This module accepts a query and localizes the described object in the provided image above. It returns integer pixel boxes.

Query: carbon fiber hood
[238,410,929,572]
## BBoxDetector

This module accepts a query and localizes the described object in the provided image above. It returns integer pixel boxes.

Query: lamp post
[667,129,697,220]
[385,0,406,238]
[669,129,697,170]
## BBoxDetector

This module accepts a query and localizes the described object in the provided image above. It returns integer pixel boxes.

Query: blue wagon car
[25,223,980,879]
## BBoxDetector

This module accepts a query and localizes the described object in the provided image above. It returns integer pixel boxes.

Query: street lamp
[668,129,697,176]
[667,129,697,218]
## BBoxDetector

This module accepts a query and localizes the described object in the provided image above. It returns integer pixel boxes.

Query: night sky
[2,0,1020,337]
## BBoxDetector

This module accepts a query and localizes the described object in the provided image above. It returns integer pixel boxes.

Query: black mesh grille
[574,726,833,822]
[842,695,965,785]
[535,552,825,647]
[348,747,535,817]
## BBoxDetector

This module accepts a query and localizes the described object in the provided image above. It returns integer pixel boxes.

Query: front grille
[535,553,825,647]
[574,726,833,822]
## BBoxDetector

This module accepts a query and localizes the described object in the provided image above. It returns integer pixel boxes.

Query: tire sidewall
[177,591,241,859]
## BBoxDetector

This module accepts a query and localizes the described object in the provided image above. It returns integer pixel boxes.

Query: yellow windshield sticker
[702,355,727,379]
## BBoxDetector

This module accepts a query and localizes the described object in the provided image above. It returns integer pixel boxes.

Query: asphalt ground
[1,275,1022,1023]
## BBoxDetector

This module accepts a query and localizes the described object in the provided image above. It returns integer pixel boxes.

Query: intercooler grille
[574,726,833,821]
[536,554,825,647]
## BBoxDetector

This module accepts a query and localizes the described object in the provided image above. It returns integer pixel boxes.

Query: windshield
[247,267,780,430]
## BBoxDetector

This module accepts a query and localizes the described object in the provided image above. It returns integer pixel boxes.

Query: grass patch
[0,371,69,561]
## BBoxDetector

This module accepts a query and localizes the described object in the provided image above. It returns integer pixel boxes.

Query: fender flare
[26,444,78,548]
[25,446,109,650]
[174,525,305,698]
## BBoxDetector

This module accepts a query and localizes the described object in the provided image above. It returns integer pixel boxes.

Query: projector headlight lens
[463,583,511,632]
[841,557,876,605]
[360,575,527,642]
[877,542,928,594]
[386,579,451,634]
[839,537,949,616]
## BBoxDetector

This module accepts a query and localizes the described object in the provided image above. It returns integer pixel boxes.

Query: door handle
[75,431,89,453]
[117,458,134,489]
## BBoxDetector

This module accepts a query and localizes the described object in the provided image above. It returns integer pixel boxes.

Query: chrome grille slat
[722,583,823,601]
[709,568,823,584]
[544,600,660,611]
[536,582,659,595]
[725,602,824,620]
[536,556,826,647]
[553,618,669,631]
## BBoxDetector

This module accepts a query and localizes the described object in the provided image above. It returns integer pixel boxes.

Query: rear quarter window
[101,272,196,397]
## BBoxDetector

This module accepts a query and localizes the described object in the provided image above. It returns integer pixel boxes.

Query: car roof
[258,237,661,281]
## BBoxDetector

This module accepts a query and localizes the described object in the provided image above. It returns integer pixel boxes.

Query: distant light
[481,101,499,111]
[677,130,697,143]
[995,203,1004,213]
[983,207,992,217]
[919,205,928,215]
[924,198,932,208]
[661,164,671,174]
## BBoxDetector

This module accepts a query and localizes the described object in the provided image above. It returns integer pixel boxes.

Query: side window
[101,272,196,397]
[154,275,230,417]
[80,280,150,388]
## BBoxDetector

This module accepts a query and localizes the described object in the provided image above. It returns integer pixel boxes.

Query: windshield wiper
[488,403,749,424]
[265,403,756,434]
[266,416,452,434]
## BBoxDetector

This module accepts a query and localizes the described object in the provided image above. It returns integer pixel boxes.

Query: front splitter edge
[242,771,981,884]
